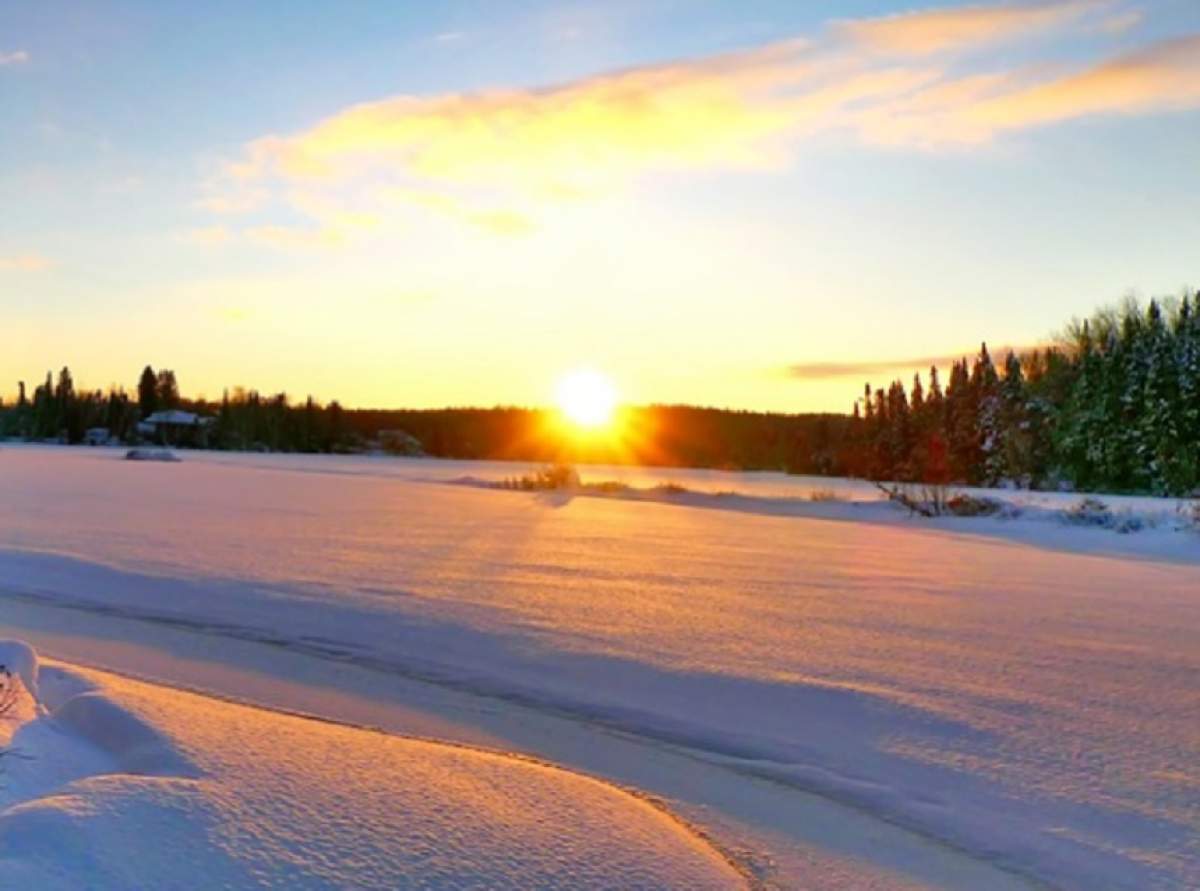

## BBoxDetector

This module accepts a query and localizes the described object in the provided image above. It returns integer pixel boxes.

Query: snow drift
[0,643,743,889]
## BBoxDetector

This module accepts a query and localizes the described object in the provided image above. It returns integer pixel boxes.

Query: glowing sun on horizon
[556,369,618,429]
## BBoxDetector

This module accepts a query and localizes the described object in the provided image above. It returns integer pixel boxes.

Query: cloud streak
[787,345,1040,380]
[834,0,1106,55]
[852,33,1200,145]
[0,50,29,66]
[963,34,1200,132]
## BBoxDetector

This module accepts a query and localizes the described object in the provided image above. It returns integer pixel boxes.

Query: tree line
[0,365,849,469]
[0,365,356,452]
[2,289,1197,495]
[846,292,1200,495]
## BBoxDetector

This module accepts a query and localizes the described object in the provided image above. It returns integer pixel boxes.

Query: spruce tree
[138,365,159,419]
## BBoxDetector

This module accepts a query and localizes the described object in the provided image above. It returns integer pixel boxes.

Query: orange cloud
[856,34,1200,145]
[208,36,930,231]
[965,34,1200,131]
[835,0,1106,55]
[235,37,820,189]
[205,3,1199,241]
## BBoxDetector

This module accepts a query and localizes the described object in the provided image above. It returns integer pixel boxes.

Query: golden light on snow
[556,369,618,430]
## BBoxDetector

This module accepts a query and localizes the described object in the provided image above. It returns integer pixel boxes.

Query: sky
[2,0,1199,413]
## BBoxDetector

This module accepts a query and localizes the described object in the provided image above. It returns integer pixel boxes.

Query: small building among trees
[137,410,213,447]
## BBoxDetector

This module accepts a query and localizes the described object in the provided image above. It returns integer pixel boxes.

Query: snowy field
[0,444,1197,889]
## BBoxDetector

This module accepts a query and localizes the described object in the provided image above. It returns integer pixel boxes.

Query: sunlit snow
[0,445,1196,889]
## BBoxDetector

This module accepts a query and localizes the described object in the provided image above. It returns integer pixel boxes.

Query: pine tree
[1113,307,1149,490]
[884,379,912,479]
[33,371,56,439]
[993,352,1030,485]
[1139,300,1182,492]
[945,359,973,482]
[156,369,181,410]
[138,365,159,419]
[55,366,80,442]
[1173,294,1200,491]
[952,344,996,485]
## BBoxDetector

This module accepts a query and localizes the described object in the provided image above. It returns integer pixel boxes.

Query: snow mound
[0,653,743,889]
[52,692,200,778]
[35,664,100,712]
[0,776,228,891]
[124,448,180,462]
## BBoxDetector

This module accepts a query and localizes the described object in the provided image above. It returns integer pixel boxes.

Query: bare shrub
[583,480,630,494]
[1059,497,1144,533]
[500,463,580,491]
[0,665,17,717]
[808,488,842,502]
[875,482,952,517]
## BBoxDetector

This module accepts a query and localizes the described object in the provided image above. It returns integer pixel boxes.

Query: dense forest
[2,291,1197,495]
[849,293,1200,496]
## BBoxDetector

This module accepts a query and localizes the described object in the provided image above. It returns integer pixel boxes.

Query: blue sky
[2,0,1199,411]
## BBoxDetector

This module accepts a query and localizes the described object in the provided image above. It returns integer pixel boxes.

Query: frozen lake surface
[1,445,1197,889]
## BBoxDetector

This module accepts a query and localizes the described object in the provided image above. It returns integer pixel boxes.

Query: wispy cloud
[229,37,821,187]
[0,254,51,272]
[853,33,1200,145]
[203,1,1196,243]
[787,345,1040,380]
[959,34,1200,133]
[834,0,1106,55]
[383,188,535,236]
[244,224,345,251]
[0,50,30,66]
[182,226,232,246]
[1095,8,1143,34]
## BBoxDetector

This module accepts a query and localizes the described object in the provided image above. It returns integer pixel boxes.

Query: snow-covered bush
[1062,497,1113,527]
[0,641,38,703]
[945,493,1005,517]
[1111,513,1145,534]
[1060,498,1148,533]
[1178,500,1200,532]
[808,488,842,502]
[876,484,1016,519]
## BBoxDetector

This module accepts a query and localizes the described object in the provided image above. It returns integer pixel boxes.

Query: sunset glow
[2,1,1198,413]
[556,369,618,429]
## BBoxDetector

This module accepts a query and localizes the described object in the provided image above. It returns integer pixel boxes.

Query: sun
[556,369,618,429]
